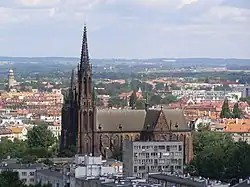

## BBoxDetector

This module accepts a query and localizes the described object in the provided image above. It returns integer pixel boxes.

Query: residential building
[148,173,229,187]
[36,169,65,187]
[123,140,184,178]
[74,175,154,187]
[8,126,28,141]
[48,124,61,138]
[0,127,13,141]
[0,163,45,186]
[233,178,250,187]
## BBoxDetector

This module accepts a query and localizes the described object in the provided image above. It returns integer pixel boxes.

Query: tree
[232,103,242,118]
[135,100,145,110]
[108,97,127,108]
[0,138,27,159]
[240,96,250,105]
[129,91,137,109]
[0,171,25,187]
[197,123,210,132]
[189,131,250,181]
[27,125,56,149]
[161,95,178,104]
[220,98,231,119]
[204,77,209,83]
[155,83,165,90]
[0,171,52,187]
[150,95,162,105]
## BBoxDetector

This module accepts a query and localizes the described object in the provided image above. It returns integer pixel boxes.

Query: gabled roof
[143,109,190,131]
[9,127,25,134]
[96,109,146,132]
[0,128,12,135]
[96,109,190,132]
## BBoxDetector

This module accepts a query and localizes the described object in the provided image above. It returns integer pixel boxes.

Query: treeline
[188,131,250,182]
[0,125,57,162]
[0,171,51,187]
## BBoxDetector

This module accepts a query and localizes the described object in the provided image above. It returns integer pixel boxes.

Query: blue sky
[0,0,249,59]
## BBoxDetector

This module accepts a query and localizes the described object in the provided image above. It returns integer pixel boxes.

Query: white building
[47,125,61,138]
[69,155,121,187]
[0,163,45,186]
[36,169,65,187]
[40,115,61,122]
[71,155,117,178]
[123,140,184,179]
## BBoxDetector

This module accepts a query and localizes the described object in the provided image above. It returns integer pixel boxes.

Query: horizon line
[0,56,250,60]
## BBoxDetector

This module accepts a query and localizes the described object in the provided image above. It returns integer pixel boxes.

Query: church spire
[80,25,90,71]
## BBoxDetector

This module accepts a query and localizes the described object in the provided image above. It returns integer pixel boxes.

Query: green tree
[150,95,162,105]
[155,83,165,90]
[0,138,27,159]
[161,95,178,104]
[17,155,38,164]
[204,77,209,83]
[220,98,231,119]
[197,123,210,132]
[0,171,25,187]
[240,96,250,105]
[108,97,127,108]
[232,102,242,119]
[189,131,250,181]
[135,100,145,109]
[129,91,137,109]
[27,125,55,149]
[0,171,52,187]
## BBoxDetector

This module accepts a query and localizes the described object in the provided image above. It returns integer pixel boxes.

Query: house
[8,126,28,141]
[0,163,45,186]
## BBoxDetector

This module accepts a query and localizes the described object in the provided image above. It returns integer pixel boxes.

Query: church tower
[77,25,96,155]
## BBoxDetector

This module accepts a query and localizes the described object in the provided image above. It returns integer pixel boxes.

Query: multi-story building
[0,163,45,186]
[36,169,65,187]
[0,127,13,141]
[69,155,119,186]
[242,86,250,98]
[123,141,184,178]
[48,124,61,138]
[8,126,28,141]
[148,173,229,187]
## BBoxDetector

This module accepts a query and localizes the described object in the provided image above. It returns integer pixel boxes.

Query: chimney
[236,118,239,124]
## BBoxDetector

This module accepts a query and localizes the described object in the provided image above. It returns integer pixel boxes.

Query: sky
[0,0,249,59]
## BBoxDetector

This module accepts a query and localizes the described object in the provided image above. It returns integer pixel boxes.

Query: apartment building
[0,163,45,186]
[36,169,65,187]
[123,140,184,178]
[148,173,229,187]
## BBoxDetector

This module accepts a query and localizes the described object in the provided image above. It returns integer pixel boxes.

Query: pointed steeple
[80,24,90,71]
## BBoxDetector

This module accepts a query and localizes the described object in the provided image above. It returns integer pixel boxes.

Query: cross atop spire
[80,25,90,70]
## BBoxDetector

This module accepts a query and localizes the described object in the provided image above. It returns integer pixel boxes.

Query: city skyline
[0,0,249,59]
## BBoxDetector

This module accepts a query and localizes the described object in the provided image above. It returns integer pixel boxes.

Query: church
[60,26,193,164]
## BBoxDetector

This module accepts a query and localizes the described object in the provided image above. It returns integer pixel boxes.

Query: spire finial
[80,24,90,70]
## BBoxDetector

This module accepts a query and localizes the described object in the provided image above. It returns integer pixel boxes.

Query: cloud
[0,0,249,58]
[19,0,60,7]
[222,0,250,9]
